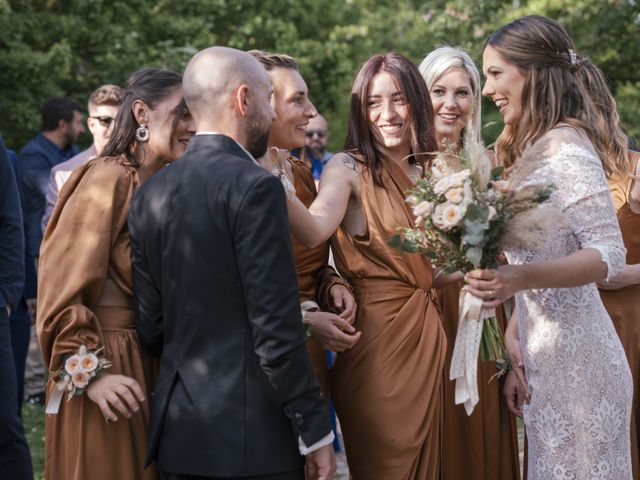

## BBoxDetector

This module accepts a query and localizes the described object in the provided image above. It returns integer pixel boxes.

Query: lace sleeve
[549,144,626,280]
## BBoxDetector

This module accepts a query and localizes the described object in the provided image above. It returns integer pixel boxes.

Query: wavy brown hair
[486,15,630,177]
[344,52,437,185]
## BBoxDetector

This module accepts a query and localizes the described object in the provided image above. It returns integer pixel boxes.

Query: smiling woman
[481,46,525,127]
[419,46,481,152]
[283,53,459,479]
[467,15,633,480]
[36,68,195,480]
[248,50,360,400]
[419,45,521,480]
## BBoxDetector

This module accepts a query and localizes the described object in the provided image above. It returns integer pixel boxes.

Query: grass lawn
[20,401,524,480]
[23,401,45,480]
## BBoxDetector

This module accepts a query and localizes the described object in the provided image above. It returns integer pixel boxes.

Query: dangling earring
[135,124,150,142]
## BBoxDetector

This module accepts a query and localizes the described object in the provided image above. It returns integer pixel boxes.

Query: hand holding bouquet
[390,127,555,414]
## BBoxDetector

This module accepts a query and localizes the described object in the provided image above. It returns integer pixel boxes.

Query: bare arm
[287,153,358,249]
[598,263,640,290]
[467,247,610,309]
[468,146,626,307]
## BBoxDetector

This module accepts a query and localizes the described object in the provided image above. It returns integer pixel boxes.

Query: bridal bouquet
[390,128,555,414]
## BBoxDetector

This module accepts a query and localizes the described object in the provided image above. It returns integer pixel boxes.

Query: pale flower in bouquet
[46,345,113,415]
[389,125,556,414]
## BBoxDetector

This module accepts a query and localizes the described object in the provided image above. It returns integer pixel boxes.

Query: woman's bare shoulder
[326,151,361,174]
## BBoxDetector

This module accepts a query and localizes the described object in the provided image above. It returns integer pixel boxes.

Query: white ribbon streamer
[449,289,494,415]
[45,387,64,415]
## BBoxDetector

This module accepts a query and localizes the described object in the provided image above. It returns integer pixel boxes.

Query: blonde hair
[486,15,630,177]
[88,84,124,108]
[247,50,298,71]
[418,46,482,143]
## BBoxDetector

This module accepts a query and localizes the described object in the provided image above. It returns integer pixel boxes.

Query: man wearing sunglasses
[292,114,332,181]
[41,84,124,230]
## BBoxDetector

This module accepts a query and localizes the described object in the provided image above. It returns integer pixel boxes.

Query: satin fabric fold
[601,165,640,480]
[439,281,521,480]
[38,156,158,480]
[330,156,446,479]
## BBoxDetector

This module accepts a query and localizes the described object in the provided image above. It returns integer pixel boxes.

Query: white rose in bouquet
[433,203,464,231]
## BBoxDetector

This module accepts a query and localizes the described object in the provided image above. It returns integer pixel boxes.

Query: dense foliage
[1,0,638,151]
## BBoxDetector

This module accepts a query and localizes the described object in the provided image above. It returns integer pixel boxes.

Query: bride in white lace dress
[466,16,633,479]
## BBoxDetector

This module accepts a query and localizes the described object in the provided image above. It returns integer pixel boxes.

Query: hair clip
[568,49,577,65]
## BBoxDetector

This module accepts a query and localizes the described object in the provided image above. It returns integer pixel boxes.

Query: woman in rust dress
[599,157,640,479]
[287,53,460,479]
[37,68,195,480]
[250,50,360,398]
[556,58,640,479]
[418,46,520,480]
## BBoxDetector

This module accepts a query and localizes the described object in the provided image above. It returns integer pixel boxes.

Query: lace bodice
[506,127,632,480]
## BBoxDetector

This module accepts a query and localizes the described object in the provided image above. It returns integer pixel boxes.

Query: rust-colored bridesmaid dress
[439,282,521,480]
[38,156,158,480]
[330,155,446,479]
[600,163,640,480]
[289,156,347,397]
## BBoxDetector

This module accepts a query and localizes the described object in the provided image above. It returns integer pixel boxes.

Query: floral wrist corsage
[45,345,112,415]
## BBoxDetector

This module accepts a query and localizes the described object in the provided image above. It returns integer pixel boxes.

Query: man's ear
[86,117,97,136]
[57,118,69,132]
[132,99,149,125]
[235,85,250,117]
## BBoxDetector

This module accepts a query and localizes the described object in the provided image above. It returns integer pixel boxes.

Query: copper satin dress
[289,156,332,397]
[600,165,640,480]
[37,156,158,480]
[439,283,521,480]
[330,155,446,479]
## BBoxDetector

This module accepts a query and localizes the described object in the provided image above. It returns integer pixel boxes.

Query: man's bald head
[182,46,270,122]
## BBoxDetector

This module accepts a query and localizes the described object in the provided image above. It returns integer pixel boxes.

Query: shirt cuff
[298,432,335,455]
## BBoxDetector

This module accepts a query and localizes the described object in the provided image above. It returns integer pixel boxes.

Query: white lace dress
[506,127,632,480]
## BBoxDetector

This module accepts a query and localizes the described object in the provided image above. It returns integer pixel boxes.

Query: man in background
[6,148,37,414]
[0,134,33,479]
[19,96,84,404]
[20,97,84,255]
[292,113,332,181]
[41,84,124,230]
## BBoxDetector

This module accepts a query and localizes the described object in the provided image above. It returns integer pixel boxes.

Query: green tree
[1,0,638,151]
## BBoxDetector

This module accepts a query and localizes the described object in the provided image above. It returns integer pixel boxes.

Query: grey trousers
[23,325,45,397]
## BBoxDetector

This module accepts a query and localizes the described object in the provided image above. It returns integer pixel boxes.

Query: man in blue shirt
[0,134,33,479]
[292,114,333,181]
[19,97,84,256]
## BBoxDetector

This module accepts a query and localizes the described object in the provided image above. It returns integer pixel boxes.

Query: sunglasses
[89,115,115,127]
[305,130,326,139]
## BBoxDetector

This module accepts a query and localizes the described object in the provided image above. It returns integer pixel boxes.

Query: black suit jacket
[0,135,25,311]
[129,134,331,477]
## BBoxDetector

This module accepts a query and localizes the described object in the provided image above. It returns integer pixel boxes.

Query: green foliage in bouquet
[389,129,557,365]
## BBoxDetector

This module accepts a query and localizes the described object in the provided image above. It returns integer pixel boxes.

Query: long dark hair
[101,67,182,166]
[486,15,630,176]
[344,52,436,185]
